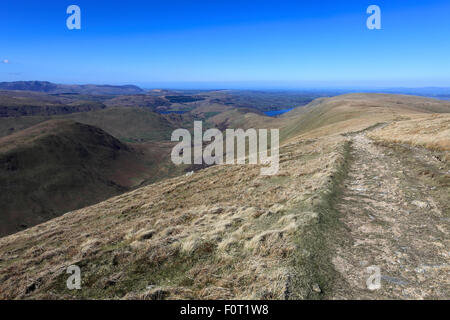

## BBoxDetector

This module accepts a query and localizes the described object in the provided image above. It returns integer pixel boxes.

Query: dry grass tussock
[368,114,450,154]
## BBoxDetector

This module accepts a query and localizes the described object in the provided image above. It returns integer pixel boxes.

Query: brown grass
[0,93,449,299]
[0,131,347,299]
[368,114,450,152]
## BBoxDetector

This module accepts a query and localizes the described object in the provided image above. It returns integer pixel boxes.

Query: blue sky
[1,0,450,88]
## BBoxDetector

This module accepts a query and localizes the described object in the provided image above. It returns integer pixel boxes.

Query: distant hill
[165,95,205,103]
[0,107,192,142]
[0,119,175,237]
[0,81,144,95]
[206,107,273,130]
[281,93,450,140]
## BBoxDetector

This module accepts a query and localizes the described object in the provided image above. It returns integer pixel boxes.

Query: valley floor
[331,132,449,299]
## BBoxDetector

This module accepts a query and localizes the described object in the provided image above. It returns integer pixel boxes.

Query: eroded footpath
[331,133,449,299]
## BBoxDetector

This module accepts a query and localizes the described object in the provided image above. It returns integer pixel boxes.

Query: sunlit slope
[281,93,450,140]
[0,128,349,299]
[368,114,450,152]
[0,119,173,237]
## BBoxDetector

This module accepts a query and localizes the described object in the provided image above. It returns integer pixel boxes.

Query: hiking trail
[331,131,449,299]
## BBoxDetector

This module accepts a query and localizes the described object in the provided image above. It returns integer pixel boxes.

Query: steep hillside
[0,125,349,299]
[0,94,448,299]
[61,108,192,142]
[0,120,175,237]
[281,93,450,140]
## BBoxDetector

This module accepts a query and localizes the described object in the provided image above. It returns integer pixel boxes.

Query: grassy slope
[0,93,448,299]
[368,114,450,152]
[281,93,450,141]
[0,119,178,237]
[61,108,189,142]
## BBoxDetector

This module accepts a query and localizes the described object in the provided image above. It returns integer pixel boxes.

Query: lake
[263,108,294,117]
[157,110,187,114]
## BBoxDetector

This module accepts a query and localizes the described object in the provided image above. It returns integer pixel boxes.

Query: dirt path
[331,132,449,299]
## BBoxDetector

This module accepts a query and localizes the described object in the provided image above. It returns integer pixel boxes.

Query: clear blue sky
[1,0,450,88]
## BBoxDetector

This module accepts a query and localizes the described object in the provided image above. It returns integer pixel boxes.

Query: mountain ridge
[0,81,144,95]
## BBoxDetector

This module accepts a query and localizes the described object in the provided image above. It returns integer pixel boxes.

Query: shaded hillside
[0,120,175,237]
[0,107,193,142]
[61,108,192,142]
[0,123,349,299]
[0,81,144,95]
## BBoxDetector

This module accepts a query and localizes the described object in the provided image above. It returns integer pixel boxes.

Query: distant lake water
[264,108,294,117]
[157,110,187,114]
